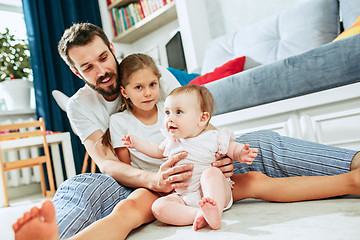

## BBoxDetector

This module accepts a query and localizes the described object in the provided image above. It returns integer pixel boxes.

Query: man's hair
[169,85,215,118]
[119,53,161,111]
[58,23,111,68]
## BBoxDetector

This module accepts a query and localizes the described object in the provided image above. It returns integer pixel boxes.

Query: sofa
[199,0,360,151]
[127,0,360,239]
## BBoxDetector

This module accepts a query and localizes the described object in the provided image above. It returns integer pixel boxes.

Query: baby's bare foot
[192,210,207,231]
[198,197,221,230]
[13,200,59,240]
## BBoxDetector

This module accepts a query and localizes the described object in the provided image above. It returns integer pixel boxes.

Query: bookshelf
[108,0,177,44]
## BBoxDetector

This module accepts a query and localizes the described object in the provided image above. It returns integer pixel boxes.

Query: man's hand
[212,153,234,178]
[152,152,193,193]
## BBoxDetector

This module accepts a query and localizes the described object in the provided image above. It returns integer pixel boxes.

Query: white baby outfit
[160,129,234,210]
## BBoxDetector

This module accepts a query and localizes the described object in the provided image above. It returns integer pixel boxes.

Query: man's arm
[83,130,193,193]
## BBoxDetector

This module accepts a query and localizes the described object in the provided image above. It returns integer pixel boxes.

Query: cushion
[332,16,360,41]
[167,67,200,86]
[339,0,360,30]
[201,0,339,75]
[189,56,246,85]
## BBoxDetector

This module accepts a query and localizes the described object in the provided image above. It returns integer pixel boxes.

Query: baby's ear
[199,112,210,126]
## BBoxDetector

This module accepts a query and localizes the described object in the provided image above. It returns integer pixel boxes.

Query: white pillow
[202,0,339,74]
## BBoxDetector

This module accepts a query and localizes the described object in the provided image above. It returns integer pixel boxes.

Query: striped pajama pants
[54,130,357,238]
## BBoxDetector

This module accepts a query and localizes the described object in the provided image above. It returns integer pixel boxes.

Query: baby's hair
[119,53,161,111]
[169,85,215,118]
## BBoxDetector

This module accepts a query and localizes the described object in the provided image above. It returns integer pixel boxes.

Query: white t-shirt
[110,102,166,171]
[67,65,180,143]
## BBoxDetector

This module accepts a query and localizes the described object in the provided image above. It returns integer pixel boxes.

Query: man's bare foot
[13,200,59,240]
[198,197,221,230]
[192,210,208,231]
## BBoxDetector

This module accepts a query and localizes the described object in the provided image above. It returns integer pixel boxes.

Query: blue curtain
[22,0,103,174]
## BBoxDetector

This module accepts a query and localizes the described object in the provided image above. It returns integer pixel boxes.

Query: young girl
[13,53,360,240]
[122,84,258,231]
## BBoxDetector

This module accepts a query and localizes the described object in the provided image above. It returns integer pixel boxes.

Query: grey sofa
[202,0,360,115]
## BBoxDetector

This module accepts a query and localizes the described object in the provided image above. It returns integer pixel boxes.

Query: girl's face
[164,93,208,139]
[121,67,160,113]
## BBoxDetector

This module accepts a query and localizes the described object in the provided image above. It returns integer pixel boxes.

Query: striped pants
[54,130,357,238]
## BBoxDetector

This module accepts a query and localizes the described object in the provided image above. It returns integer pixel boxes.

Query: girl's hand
[212,154,234,178]
[121,135,137,148]
[236,144,258,165]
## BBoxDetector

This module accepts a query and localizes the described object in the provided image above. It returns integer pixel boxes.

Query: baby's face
[164,93,204,139]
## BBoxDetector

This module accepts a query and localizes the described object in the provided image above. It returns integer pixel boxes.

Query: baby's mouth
[168,126,177,132]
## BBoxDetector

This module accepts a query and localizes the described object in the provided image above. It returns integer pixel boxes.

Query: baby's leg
[152,193,198,226]
[13,200,59,240]
[196,167,232,230]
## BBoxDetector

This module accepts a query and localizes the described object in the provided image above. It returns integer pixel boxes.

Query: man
[13,23,360,240]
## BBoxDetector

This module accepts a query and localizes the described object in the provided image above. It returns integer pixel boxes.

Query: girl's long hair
[101,53,161,152]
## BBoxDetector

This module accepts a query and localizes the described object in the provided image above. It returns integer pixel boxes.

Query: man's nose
[96,64,106,76]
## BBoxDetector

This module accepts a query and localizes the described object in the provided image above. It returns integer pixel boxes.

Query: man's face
[68,36,120,100]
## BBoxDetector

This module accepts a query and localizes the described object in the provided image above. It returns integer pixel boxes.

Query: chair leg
[0,156,9,207]
[45,161,56,197]
[38,164,46,197]
[91,158,96,173]
[81,151,90,174]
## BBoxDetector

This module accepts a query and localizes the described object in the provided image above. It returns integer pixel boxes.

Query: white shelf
[112,1,177,44]
[0,109,35,117]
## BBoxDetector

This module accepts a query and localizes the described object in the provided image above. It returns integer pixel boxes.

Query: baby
[123,84,257,230]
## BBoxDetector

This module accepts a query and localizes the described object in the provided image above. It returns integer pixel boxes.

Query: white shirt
[67,65,180,143]
[110,102,166,171]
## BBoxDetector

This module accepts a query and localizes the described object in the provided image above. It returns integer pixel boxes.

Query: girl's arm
[227,141,258,165]
[123,135,165,159]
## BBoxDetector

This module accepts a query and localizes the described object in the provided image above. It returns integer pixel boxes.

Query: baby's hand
[121,135,137,148]
[236,144,258,165]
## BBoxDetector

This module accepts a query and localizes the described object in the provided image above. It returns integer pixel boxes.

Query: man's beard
[84,58,121,97]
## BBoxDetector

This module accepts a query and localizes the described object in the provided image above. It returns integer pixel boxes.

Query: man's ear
[120,86,128,99]
[70,67,83,79]
[110,43,116,56]
[199,112,210,126]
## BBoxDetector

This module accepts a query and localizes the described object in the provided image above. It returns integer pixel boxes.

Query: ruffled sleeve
[217,128,235,155]
[159,128,173,157]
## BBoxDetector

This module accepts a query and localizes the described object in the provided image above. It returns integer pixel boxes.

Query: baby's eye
[176,110,182,114]
[135,85,142,90]
[165,111,170,116]
[150,82,157,87]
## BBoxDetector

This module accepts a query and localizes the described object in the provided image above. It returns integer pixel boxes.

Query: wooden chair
[52,90,96,173]
[81,151,96,174]
[0,118,56,207]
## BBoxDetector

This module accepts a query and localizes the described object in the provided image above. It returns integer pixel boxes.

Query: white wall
[98,0,307,72]
[216,0,306,36]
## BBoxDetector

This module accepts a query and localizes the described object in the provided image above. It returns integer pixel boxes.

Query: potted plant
[0,27,33,110]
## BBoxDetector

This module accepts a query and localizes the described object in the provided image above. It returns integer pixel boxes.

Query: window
[0,0,27,40]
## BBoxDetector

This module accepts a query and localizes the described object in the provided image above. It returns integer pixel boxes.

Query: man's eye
[84,65,93,71]
[100,55,107,61]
